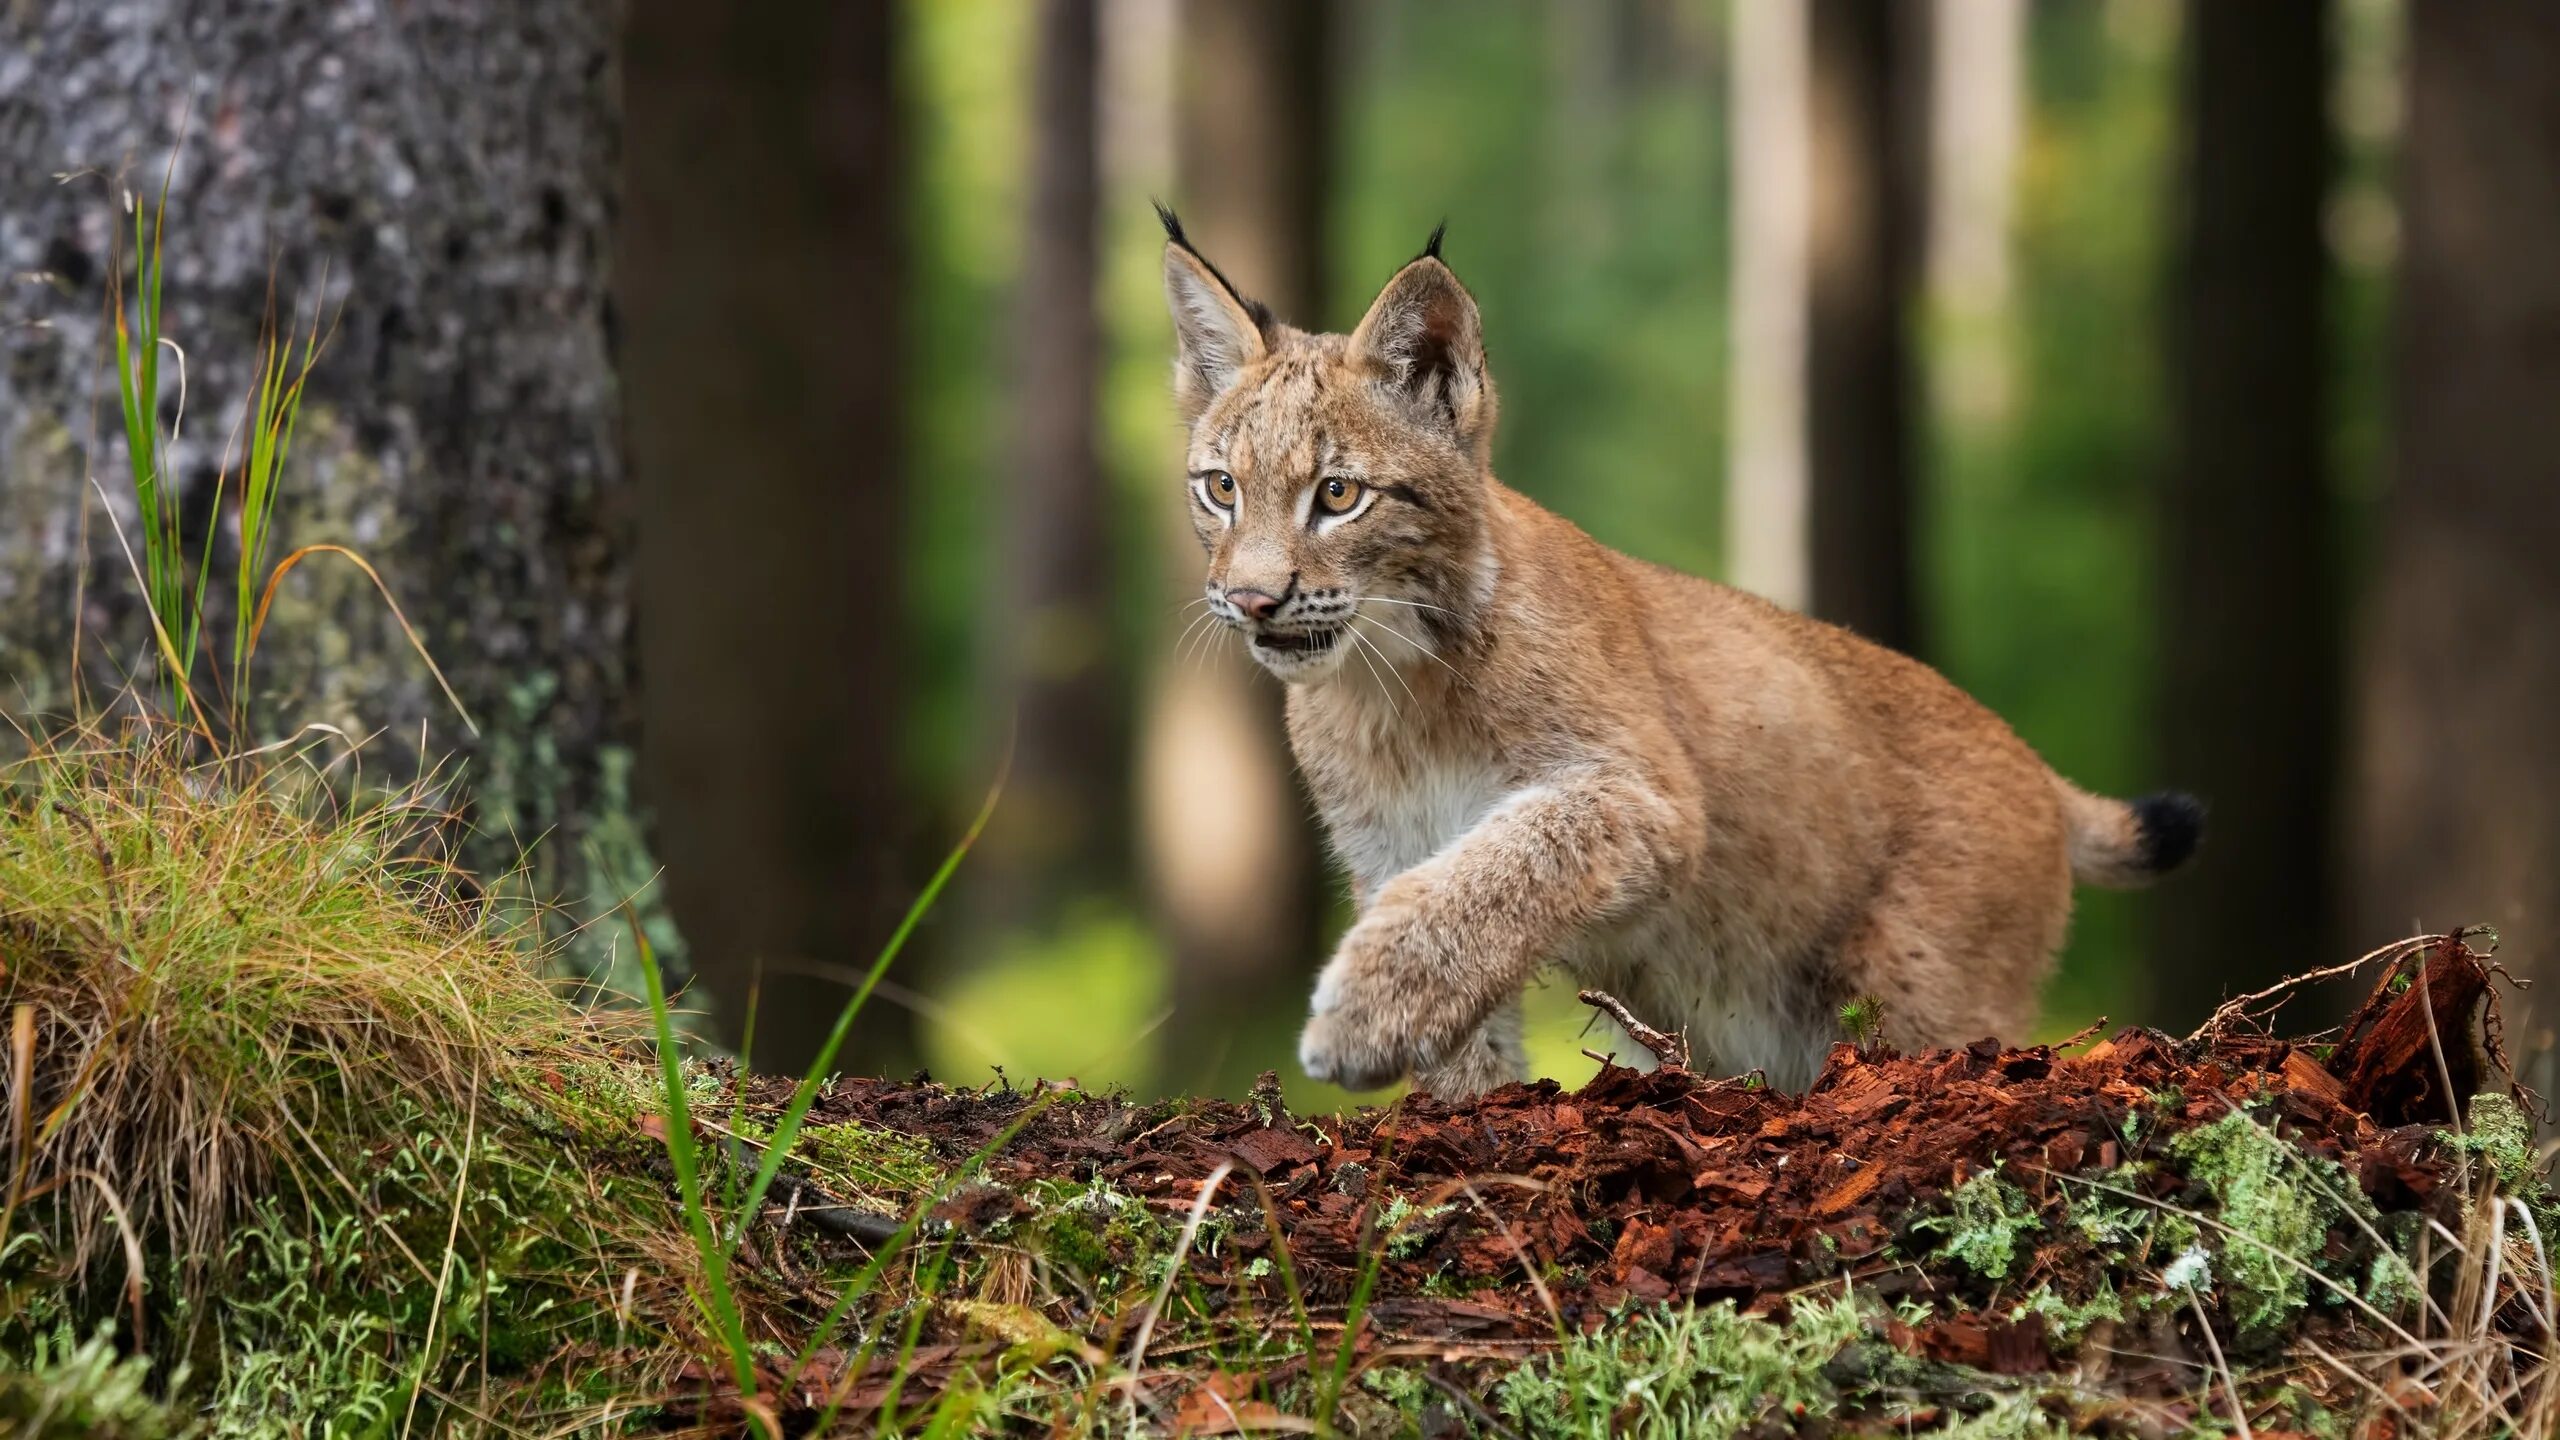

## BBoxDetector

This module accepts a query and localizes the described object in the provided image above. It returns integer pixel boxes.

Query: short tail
[2055,780,2204,888]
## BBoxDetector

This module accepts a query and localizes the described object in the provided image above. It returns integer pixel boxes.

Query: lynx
[1157,207,2201,1097]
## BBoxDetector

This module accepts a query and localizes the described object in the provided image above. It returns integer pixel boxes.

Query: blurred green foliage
[898,0,2389,1100]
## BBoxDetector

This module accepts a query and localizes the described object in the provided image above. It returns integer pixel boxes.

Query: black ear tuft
[1158,199,1276,337]
[1421,220,1448,263]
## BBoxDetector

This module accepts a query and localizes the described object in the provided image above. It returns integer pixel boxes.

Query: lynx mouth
[1252,626,1342,656]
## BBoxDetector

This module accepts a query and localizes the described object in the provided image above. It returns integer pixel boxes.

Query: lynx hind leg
[1410,998,1526,1100]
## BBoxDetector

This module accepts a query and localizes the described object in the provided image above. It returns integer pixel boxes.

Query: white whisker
[1357,607,1465,683]
[1349,616,1421,711]
[1345,624,1401,722]
[1360,596,1463,619]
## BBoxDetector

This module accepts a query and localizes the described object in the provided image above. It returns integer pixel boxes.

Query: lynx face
[1162,212,1498,682]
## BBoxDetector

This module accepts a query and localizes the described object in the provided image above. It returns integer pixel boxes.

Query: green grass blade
[632,915,758,1410]
[730,748,1009,1244]
[796,1094,1056,1428]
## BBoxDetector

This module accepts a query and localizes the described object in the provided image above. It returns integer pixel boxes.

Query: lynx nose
[1225,587,1283,621]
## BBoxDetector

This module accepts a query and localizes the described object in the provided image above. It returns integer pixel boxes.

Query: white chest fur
[1324,758,1511,891]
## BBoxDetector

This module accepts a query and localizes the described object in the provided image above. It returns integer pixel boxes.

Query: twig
[2054,1016,2110,1051]
[2188,1288,2255,1440]
[2185,932,2452,1045]
[1577,989,1687,1068]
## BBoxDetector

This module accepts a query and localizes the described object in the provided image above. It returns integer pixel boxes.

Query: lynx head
[1159,205,1499,682]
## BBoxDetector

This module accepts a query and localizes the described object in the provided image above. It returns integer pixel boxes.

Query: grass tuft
[0,725,607,1290]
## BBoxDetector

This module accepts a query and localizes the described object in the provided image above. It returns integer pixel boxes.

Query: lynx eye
[1316,477,1363,516]
[1201,470,1238,510]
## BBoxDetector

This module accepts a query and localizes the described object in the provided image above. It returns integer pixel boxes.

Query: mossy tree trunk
[0,1,632,901]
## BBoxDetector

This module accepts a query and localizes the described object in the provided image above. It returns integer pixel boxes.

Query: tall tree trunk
[0,3,630,900]
[1727,0,1813,611]
[619,1,915,1074]
[1925,0,2025,425]
[2157,0,2335,1022]
[983,0,1121,924]
[1143,0,1331,1093]
[1805,0,1921,654]
[1728,0,1921,653]
[2349,2,2560,1071]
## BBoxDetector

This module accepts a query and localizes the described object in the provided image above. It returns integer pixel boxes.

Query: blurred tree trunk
[2157,0,2335,1021]
[983,0,1122,924]
[1924,0,2024,426]
[1805,0,1921,654]
[1143,0,1331,1092]
[1727,0,1813,611]
[0,2,630,901]
[2349,2,2560,1068]
[1728,0,1921,654]
[620,1,917,1074]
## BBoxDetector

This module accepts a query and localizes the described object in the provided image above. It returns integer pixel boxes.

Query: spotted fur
[1158,214,2202,1097]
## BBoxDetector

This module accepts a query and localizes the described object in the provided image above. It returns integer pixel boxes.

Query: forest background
[3,0,2550,1113]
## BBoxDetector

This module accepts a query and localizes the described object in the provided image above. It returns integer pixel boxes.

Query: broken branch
[1577,989,1688,1069]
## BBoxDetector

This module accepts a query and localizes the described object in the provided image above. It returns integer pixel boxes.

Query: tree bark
[0,1,630,896]
[983,0,1122,923]
[1805,0,1922,655]
[1144,0,1332,1092]
[619,0,915,1074]
[2156,0,2336,1023]
[2348,2,2560,1069]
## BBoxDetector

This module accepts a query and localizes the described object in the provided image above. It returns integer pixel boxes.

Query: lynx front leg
[1411,997,1525,1098]
[1298,773,1679,1091]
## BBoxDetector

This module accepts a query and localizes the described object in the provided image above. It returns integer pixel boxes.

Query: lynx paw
[1297,907,1457,1091]
[1297,1001,1424,1093]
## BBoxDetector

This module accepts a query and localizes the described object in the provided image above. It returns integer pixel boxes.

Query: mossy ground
[2,737,2550,1437]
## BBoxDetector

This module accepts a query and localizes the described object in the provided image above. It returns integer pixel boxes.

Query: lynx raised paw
[1295,999,1427,1092]
[1296,907,1469,1090]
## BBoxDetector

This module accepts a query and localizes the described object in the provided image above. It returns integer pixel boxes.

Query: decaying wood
[2326,930,2507,1128]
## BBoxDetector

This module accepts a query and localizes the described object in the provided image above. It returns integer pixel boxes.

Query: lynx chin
[1157,206,2202,1098]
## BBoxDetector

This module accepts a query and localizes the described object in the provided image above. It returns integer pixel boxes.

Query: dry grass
[0,719,619,1293]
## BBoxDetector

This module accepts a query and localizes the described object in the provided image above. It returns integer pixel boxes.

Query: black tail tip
[2132,792,2206,873]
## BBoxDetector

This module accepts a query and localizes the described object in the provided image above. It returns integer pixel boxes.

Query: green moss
[2012,1278,2125,1342]
[0,1322,194,1440]
[2169,1108,2380,1336]
[1489,1294,1871,1440]
[1379,1195,1455,1260]
[1916,1167,2042,1281]
[2452,1092,2543,1194]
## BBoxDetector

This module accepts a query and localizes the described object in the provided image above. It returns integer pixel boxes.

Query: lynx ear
[1158,203,1268,423]
[1348,229,1494,451]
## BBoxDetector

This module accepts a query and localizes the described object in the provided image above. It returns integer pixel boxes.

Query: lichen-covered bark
[0,0,631,889]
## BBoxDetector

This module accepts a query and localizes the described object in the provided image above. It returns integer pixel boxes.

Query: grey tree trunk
[2348,2,2560,1072]
[0,2,631,894]
[618,0,916,1075]
[2157,0,2336,1023]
